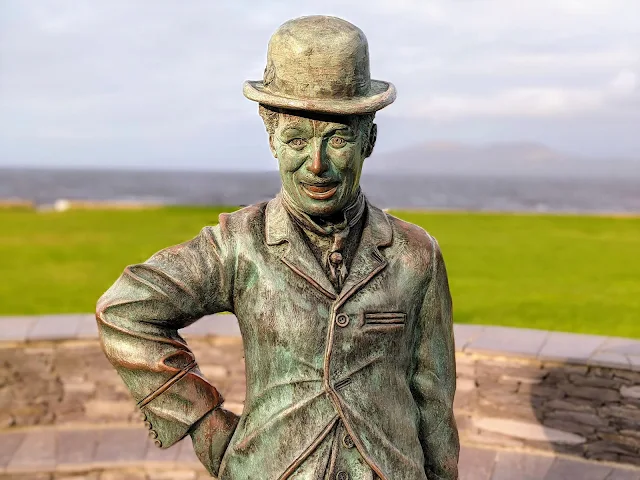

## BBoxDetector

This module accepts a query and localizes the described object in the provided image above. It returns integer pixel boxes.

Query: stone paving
[1,426,639,479]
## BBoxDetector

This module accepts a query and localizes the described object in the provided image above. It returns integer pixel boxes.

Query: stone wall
[454,352,640,466]
[0,337,246,429]
[2,333,639,468]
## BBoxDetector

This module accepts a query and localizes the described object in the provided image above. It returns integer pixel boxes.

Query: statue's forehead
[278,110,354,132]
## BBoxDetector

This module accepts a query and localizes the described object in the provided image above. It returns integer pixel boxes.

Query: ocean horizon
[1,168,639,214]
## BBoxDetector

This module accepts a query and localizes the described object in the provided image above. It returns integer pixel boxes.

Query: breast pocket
[362,312,407,330]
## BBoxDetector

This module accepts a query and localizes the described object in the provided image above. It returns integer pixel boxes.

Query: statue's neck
[282,188,366,235]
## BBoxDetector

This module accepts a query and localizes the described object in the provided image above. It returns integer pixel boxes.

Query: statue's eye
[287,138,307,149]
[329,136,347,148]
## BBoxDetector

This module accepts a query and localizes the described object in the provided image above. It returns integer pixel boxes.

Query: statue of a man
[97,15,459,480]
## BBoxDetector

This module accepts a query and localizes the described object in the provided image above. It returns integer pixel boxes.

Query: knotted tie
[282,189,366,289]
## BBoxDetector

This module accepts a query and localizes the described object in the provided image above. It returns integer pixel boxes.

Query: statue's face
[269,110,372,216]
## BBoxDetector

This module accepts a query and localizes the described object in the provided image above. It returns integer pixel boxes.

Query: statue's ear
[268,135,277,158]
[363,123,377,158]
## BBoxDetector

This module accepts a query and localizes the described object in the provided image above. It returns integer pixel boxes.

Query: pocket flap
[363,312,407,325]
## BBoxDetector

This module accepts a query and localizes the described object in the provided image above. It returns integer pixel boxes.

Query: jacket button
[148,430,158,439]
[154,439,162,448]
[335,313,349,327]
[342,434,355,449]
[144,421,152,429]
[336,472,349,480]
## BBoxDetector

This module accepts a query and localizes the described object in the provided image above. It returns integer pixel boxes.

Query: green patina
[95,15,457,480]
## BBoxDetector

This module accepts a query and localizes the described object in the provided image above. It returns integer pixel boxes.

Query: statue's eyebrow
[280,126,308,137]
[322,126,354,137]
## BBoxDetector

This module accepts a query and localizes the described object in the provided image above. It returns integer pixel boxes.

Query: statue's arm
[96,223,238,476]
[411,237,460,479]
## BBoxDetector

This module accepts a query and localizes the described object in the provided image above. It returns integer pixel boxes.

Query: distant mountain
[368,141,640,178]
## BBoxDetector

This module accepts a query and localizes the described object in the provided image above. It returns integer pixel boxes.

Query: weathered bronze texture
[96,15,459,480]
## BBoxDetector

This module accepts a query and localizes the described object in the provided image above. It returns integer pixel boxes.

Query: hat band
[264,70,371,100]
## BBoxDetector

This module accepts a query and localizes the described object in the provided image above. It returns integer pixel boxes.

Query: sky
[1,0,639,170]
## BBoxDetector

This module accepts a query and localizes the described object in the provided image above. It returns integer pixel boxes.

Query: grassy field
[1,206,639,338]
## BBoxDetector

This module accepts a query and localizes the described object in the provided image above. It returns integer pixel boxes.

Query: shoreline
[1,198,639,218]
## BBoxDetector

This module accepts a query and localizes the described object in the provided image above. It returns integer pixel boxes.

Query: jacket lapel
[265,195,394,304]
[265,196,338,300]
[335,202,393,308]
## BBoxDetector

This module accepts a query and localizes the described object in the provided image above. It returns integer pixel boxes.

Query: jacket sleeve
[411,236,460,479]
[96,221,238,469]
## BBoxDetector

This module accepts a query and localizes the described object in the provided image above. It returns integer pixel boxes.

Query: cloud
[610,70,638,96]
[395,68,639,120]
[0,0,639,167]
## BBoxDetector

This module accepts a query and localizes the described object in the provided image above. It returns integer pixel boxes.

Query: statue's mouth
[300,182,339,200]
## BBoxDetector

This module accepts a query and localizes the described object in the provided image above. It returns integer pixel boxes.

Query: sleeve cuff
[139,367,223,448]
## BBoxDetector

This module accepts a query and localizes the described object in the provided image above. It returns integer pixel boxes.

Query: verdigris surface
[97,15,459,480]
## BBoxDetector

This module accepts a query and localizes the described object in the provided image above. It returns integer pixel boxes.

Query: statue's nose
[307,141,328,176]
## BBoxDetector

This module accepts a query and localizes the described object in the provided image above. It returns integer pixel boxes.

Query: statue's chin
[292,196,343,218]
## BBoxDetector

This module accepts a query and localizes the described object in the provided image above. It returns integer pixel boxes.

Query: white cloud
[0,0,639,167]
[610,70,638,96]
[397,68,639,120]
[411,88,603,119]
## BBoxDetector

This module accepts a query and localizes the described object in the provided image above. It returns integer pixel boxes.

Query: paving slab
[454,324,486,351]
[473,417,586,445]
[93,428,149,465]
[605,467,640,479]
[56,429,101,468]
[538,332,607,364]
[588,351,632,370]
[145,437,182,464]
[627,353,640,371]
[0,431,26,470]
[0,313,243,343]
[544,457,614,480]
[27,315,82,341]
[458,445,496,480]
[6,430,56,472]
[465,326,550,357]
[1,426,640,478]
[176,437,200,464]
[599,337,640,356]
[0,316,37,342]
[597,337,640,372]
[75,315,99,338]
[490,450,555,480]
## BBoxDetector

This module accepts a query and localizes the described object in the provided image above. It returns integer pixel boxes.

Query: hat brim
[243,79,396,115]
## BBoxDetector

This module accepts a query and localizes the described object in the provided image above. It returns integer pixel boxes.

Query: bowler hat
[243,15,396,115]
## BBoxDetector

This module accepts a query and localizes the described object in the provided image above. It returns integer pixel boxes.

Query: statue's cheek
[329,145,361,172]
[276,146,307,173]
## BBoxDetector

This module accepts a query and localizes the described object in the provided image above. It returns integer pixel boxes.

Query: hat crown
[263,16,371,101]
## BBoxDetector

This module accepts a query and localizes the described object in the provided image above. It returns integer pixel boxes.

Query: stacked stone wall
[1,337,639,467]
[455,353,640,466]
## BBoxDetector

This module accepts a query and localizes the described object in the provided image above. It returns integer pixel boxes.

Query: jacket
[96,195,459,479]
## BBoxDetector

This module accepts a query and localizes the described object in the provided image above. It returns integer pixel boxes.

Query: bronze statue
[97,15,459,480]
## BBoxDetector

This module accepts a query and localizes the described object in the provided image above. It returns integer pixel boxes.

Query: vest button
[154,439,162,448]
[336,472,349,480]
[144,421,152,429]
[148,430,158,439]
[335,313,349,327]
[342,434,355,449]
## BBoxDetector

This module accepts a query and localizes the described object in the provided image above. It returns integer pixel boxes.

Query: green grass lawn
[1,206,639,338]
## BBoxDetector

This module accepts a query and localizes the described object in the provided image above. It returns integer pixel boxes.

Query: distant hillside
[368,141,640,178]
